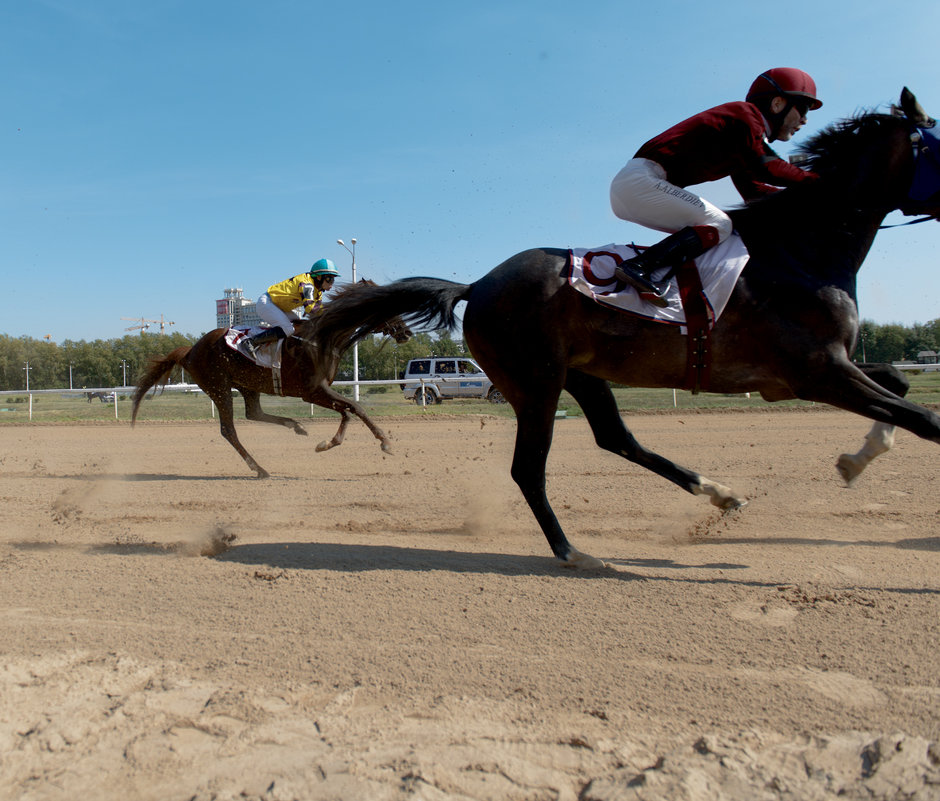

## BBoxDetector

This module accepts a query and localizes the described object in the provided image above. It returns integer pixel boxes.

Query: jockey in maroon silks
[610,68,822,307]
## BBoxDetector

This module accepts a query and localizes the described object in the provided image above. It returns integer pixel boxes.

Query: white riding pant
[256,293,299,337]
[610,158,733,242]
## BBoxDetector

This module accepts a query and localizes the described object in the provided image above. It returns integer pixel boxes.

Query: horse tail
[317,277,473,357]
[131,346,191,426]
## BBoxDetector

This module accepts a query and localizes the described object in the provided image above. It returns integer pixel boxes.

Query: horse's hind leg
[836,364,909,486]
[565,370,746,509]
[240,388,308,437]
[501,377,606,569]
[207,387,269,478]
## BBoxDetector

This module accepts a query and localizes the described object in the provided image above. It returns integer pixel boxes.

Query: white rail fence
[0,378,451,421]
[2,362,934,421]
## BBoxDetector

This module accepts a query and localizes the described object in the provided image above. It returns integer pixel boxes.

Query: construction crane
[121,315,176,335]
[123,317,151,334]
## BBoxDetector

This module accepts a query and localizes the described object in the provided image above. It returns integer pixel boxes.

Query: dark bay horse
[307,88,940,568]
[132,281,412,478]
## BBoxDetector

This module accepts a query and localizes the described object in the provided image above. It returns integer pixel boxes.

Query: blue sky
[4,0,939,342]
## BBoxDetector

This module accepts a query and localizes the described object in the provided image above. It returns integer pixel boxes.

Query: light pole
[69,363,73,390]
[121,359,128,387]
[24,361,31,391]
[337,237,359,401]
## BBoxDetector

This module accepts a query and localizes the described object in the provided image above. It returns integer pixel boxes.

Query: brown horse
[132,281,411,478]
[305,88,940,568]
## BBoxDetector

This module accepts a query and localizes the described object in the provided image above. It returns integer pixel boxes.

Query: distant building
[917,350,938,364]
[215,288,261,329]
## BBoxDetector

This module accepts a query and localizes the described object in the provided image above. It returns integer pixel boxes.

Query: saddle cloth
[566,232,749,332]
[224,327,286,394]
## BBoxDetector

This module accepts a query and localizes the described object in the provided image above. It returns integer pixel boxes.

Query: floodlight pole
[337,237,359,401]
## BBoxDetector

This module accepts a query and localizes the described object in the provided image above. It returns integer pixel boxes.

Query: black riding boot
[615,226,718,308]
[244,327,286,359]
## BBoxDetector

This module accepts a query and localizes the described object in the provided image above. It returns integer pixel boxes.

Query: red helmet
[747,68,822,110]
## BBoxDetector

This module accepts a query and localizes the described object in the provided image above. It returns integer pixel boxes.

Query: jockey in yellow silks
[244,258,341,357]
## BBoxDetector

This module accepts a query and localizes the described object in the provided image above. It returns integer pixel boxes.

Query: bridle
[379,316,412,343]
[881,120,940,228]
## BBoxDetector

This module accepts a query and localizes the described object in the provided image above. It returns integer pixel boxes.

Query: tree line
[0,329,470,392]
[0,318,936,392]
[857,319,940,364]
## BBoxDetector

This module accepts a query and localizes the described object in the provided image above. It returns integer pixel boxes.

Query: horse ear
[900,87,936,128]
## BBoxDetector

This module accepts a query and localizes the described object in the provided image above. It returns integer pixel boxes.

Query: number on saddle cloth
[566,235,749,325]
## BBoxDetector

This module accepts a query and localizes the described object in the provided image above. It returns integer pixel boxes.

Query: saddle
[565,233,750,392]
[224,327,287,394]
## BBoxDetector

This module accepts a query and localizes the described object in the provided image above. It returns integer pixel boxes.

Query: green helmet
[309,258,340,279]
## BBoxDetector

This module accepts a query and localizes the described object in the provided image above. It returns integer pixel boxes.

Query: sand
[1,409,938,800]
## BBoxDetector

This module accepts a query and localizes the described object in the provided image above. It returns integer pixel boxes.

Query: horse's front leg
[315,410,351,452]
[305,384,393,453]
[794,360,940,447]
[837,422,896,487]
[836,363,910,486]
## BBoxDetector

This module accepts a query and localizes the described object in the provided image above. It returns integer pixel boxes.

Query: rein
[879,215,935,229]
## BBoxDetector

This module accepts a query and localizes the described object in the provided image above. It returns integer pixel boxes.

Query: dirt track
[1,410,938,800]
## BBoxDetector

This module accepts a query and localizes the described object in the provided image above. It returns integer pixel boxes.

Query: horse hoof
[380,442,393,454]
[295,427,309,437]
[315,441,333,452]
[697,479,746,511]
[720,497,748,511]
[564,550,607,570]
[836,454,861,487]
[255,469,270,479]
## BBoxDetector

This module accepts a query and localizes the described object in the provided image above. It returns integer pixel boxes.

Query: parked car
[401,357,504,404]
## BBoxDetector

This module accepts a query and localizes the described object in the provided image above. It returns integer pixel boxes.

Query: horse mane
[792,108,901,176]
[731,108,909,231]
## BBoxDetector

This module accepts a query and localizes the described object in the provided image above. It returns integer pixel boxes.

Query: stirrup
[614,266,670,308]
[244,339,261,359]
[245,329,281,358]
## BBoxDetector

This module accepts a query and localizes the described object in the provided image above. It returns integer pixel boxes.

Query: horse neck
[733,195,883,282]
[733,116,916,281]
[282,335,338,389]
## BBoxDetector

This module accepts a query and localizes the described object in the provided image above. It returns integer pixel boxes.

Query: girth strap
[676,261,714,394]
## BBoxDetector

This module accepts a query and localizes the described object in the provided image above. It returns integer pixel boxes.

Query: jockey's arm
[300,282,323,316]
[732,172,780,202]
[733,145,818,203]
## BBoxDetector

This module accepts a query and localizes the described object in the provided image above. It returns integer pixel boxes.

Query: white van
[401,357,504,404]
